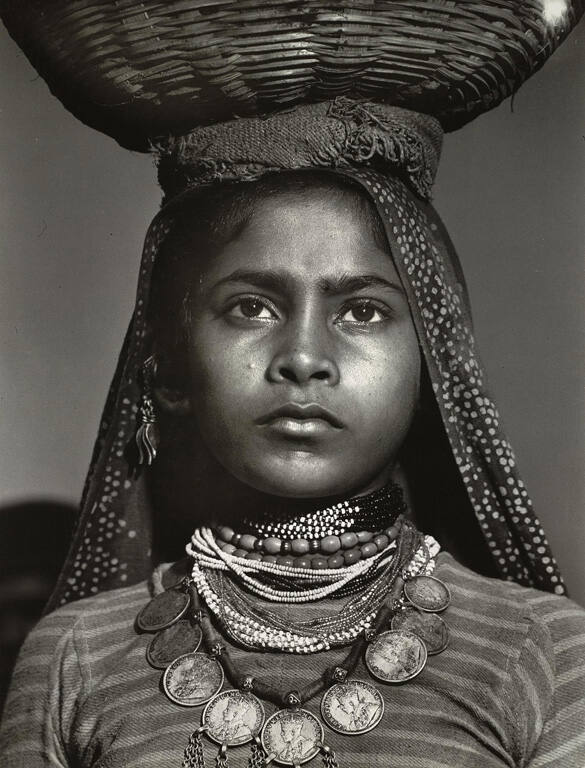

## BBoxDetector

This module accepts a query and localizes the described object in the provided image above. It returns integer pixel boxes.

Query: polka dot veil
[45,168,564,612]
[344,169,564,596]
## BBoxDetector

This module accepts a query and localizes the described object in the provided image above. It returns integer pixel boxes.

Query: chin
[235,452,369,500]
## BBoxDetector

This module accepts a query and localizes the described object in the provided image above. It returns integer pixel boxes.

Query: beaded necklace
[136,522,452,767]
[190,525,437,653]
[215,524,398,570]
[240,482,406,541]
[187,528,396,603]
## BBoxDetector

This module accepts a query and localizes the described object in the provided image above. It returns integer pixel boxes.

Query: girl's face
[184,191,420,499]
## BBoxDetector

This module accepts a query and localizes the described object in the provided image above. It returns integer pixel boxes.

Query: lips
[257,403,344,430]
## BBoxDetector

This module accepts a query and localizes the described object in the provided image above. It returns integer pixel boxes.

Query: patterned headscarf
[45,101,564,612]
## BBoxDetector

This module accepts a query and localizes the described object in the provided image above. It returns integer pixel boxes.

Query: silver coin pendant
[403,575,451,613]
[161,560,190,589]
[146,620,202,669]
[391,607,449,655]
[321,679,384,735]
[365,629,427,684]
[262,708,323,766]
[202,689,265,746]
[136,589,190,632]
[163,652,224,707]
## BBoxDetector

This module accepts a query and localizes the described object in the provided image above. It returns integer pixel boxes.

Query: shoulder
[9,579,153,710]
[436,552,585,677]
[42,579,150,622]
[22,580,151,656]
[436,552,585,627]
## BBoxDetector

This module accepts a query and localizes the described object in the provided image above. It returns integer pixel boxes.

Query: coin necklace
[182,527,435,767]
[135,530,451,766]
[136,581,262,766]
[136,579,204,670]
[323,553,451,736]
[136,581,225,713]
[176,535,413,768]
[188,581,397,767]
[191,562,451,766]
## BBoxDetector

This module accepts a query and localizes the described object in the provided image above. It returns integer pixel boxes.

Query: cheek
[357,349,420,438]
[186,335,264,421]
[188,327,233,387]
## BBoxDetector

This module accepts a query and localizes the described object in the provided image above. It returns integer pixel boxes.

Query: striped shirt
[1,553,584,767]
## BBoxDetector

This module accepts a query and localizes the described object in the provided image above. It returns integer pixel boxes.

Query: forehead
[202,191,399,283]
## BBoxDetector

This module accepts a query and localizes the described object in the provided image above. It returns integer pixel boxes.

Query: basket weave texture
[2,1,583,150]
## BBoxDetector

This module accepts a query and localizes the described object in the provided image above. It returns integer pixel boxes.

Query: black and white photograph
[1,3,584,766]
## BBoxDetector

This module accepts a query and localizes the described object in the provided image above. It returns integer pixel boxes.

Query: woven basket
[2,1,582,150]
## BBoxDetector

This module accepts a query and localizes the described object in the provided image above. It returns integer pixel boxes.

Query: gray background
[1,21,583,604]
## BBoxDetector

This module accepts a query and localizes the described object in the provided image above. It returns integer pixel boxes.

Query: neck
[201,468,411,532]
[151,446,415,560]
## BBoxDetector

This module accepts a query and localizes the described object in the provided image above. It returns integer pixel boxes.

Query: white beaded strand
[186,527,397,602]
[188,534,441,653]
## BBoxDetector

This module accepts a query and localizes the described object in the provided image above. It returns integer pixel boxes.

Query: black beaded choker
[240,482,406,541]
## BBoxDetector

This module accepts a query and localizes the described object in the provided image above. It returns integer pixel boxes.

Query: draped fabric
[45,102,564,613]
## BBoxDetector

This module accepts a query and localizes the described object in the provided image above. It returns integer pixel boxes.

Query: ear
[153,383,192,415]
[151,351,192,415]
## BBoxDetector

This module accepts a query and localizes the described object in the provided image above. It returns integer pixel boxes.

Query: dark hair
[148,168,387,383]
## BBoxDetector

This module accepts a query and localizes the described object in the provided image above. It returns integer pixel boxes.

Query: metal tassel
[136,355,159,465]
[183,729,206,768]
[247,737,267,768]
[216,744,229,768]
[321,745,340,768]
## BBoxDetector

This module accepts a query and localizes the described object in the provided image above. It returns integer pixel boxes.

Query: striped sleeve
[524,594,585,767]
[498,605,555,764]
[0,606,88,768]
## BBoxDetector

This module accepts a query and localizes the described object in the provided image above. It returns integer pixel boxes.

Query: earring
[136,355,159,465]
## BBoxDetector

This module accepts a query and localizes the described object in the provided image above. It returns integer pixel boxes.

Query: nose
[266,321,340,386]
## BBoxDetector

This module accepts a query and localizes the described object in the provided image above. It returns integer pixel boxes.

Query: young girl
[1,4,584,768]
[1,146,585,766]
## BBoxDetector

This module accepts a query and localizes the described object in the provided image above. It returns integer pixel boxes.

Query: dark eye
[229,298,277,320]
[338,302,387,324]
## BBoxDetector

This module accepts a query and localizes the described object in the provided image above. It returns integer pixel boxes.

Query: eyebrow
[212,269,405,296]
